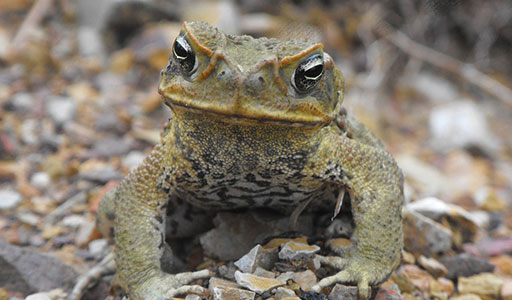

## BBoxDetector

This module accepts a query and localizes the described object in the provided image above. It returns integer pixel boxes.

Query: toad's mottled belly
[173,171,336,210]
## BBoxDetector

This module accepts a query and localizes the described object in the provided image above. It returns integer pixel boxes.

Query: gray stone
[200,210,313,261]
[218,263,237,281]
[275,287,296,299]
[92,137,132,157]
[328,284,358,300]
[429,100,501,155]
[235,245,263,273]
[439,254,495,280]
[9,92,33,113]
[405,72,458,103]
[0,189,22,210]
[403,210,452,257]
[396,154,449,196]
[94,110,127,133]
[46,96,77,125]
[21,119,39,146]
[77,26,105,57]
[0,239,77,295]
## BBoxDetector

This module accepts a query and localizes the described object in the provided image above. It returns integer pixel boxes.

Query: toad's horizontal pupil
[174,40,189,58]
[304,64,323,78]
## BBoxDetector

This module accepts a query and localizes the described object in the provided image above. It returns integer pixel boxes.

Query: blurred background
[0,0,511,299]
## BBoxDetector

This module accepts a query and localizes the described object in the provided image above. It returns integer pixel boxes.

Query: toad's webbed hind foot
[131,270,211,300]
[312,254,389,300]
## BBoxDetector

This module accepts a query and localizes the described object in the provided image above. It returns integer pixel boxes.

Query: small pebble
[418,255,448,278]
[0,189,22,210]
[45,96,77,125]
[30,172,51,190]
[61,214,86,228]
[17,212,41,226]
[89,238,109,257]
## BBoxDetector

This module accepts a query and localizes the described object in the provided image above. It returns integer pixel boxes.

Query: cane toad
[98,21,404,299]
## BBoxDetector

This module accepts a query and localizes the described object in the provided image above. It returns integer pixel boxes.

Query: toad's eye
[173,35,196,75]
[292,54,324,93]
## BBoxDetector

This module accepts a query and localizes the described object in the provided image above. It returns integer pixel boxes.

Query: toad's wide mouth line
[163,96,330,128]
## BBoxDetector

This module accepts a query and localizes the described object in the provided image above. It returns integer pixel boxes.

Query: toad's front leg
[114,144,210,300]
[312,133,404,299]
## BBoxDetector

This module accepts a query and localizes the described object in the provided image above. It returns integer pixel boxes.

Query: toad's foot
[312,255,384,299]
[132,270,211,300]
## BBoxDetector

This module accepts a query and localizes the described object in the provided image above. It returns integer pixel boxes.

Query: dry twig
[11,0,54,50]
[364,8,512,107]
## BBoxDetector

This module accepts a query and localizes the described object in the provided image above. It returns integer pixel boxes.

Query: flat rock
[209,277,255,300]
[278,241,320,261]
[328,284,358,300]
[439,254,495,280]
[403,210,452,257]
[458,273,504,299]
[234,271,285,294]
[253,267,275,278]
[0,239,77,295]
[290,270,317,291]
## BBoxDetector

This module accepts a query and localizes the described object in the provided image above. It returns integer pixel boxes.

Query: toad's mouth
[162,96,333,128]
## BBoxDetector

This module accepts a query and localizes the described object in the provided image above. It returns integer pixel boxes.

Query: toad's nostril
[258,76,265,84]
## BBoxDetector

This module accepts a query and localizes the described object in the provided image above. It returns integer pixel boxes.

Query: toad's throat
[163,96,332,128]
